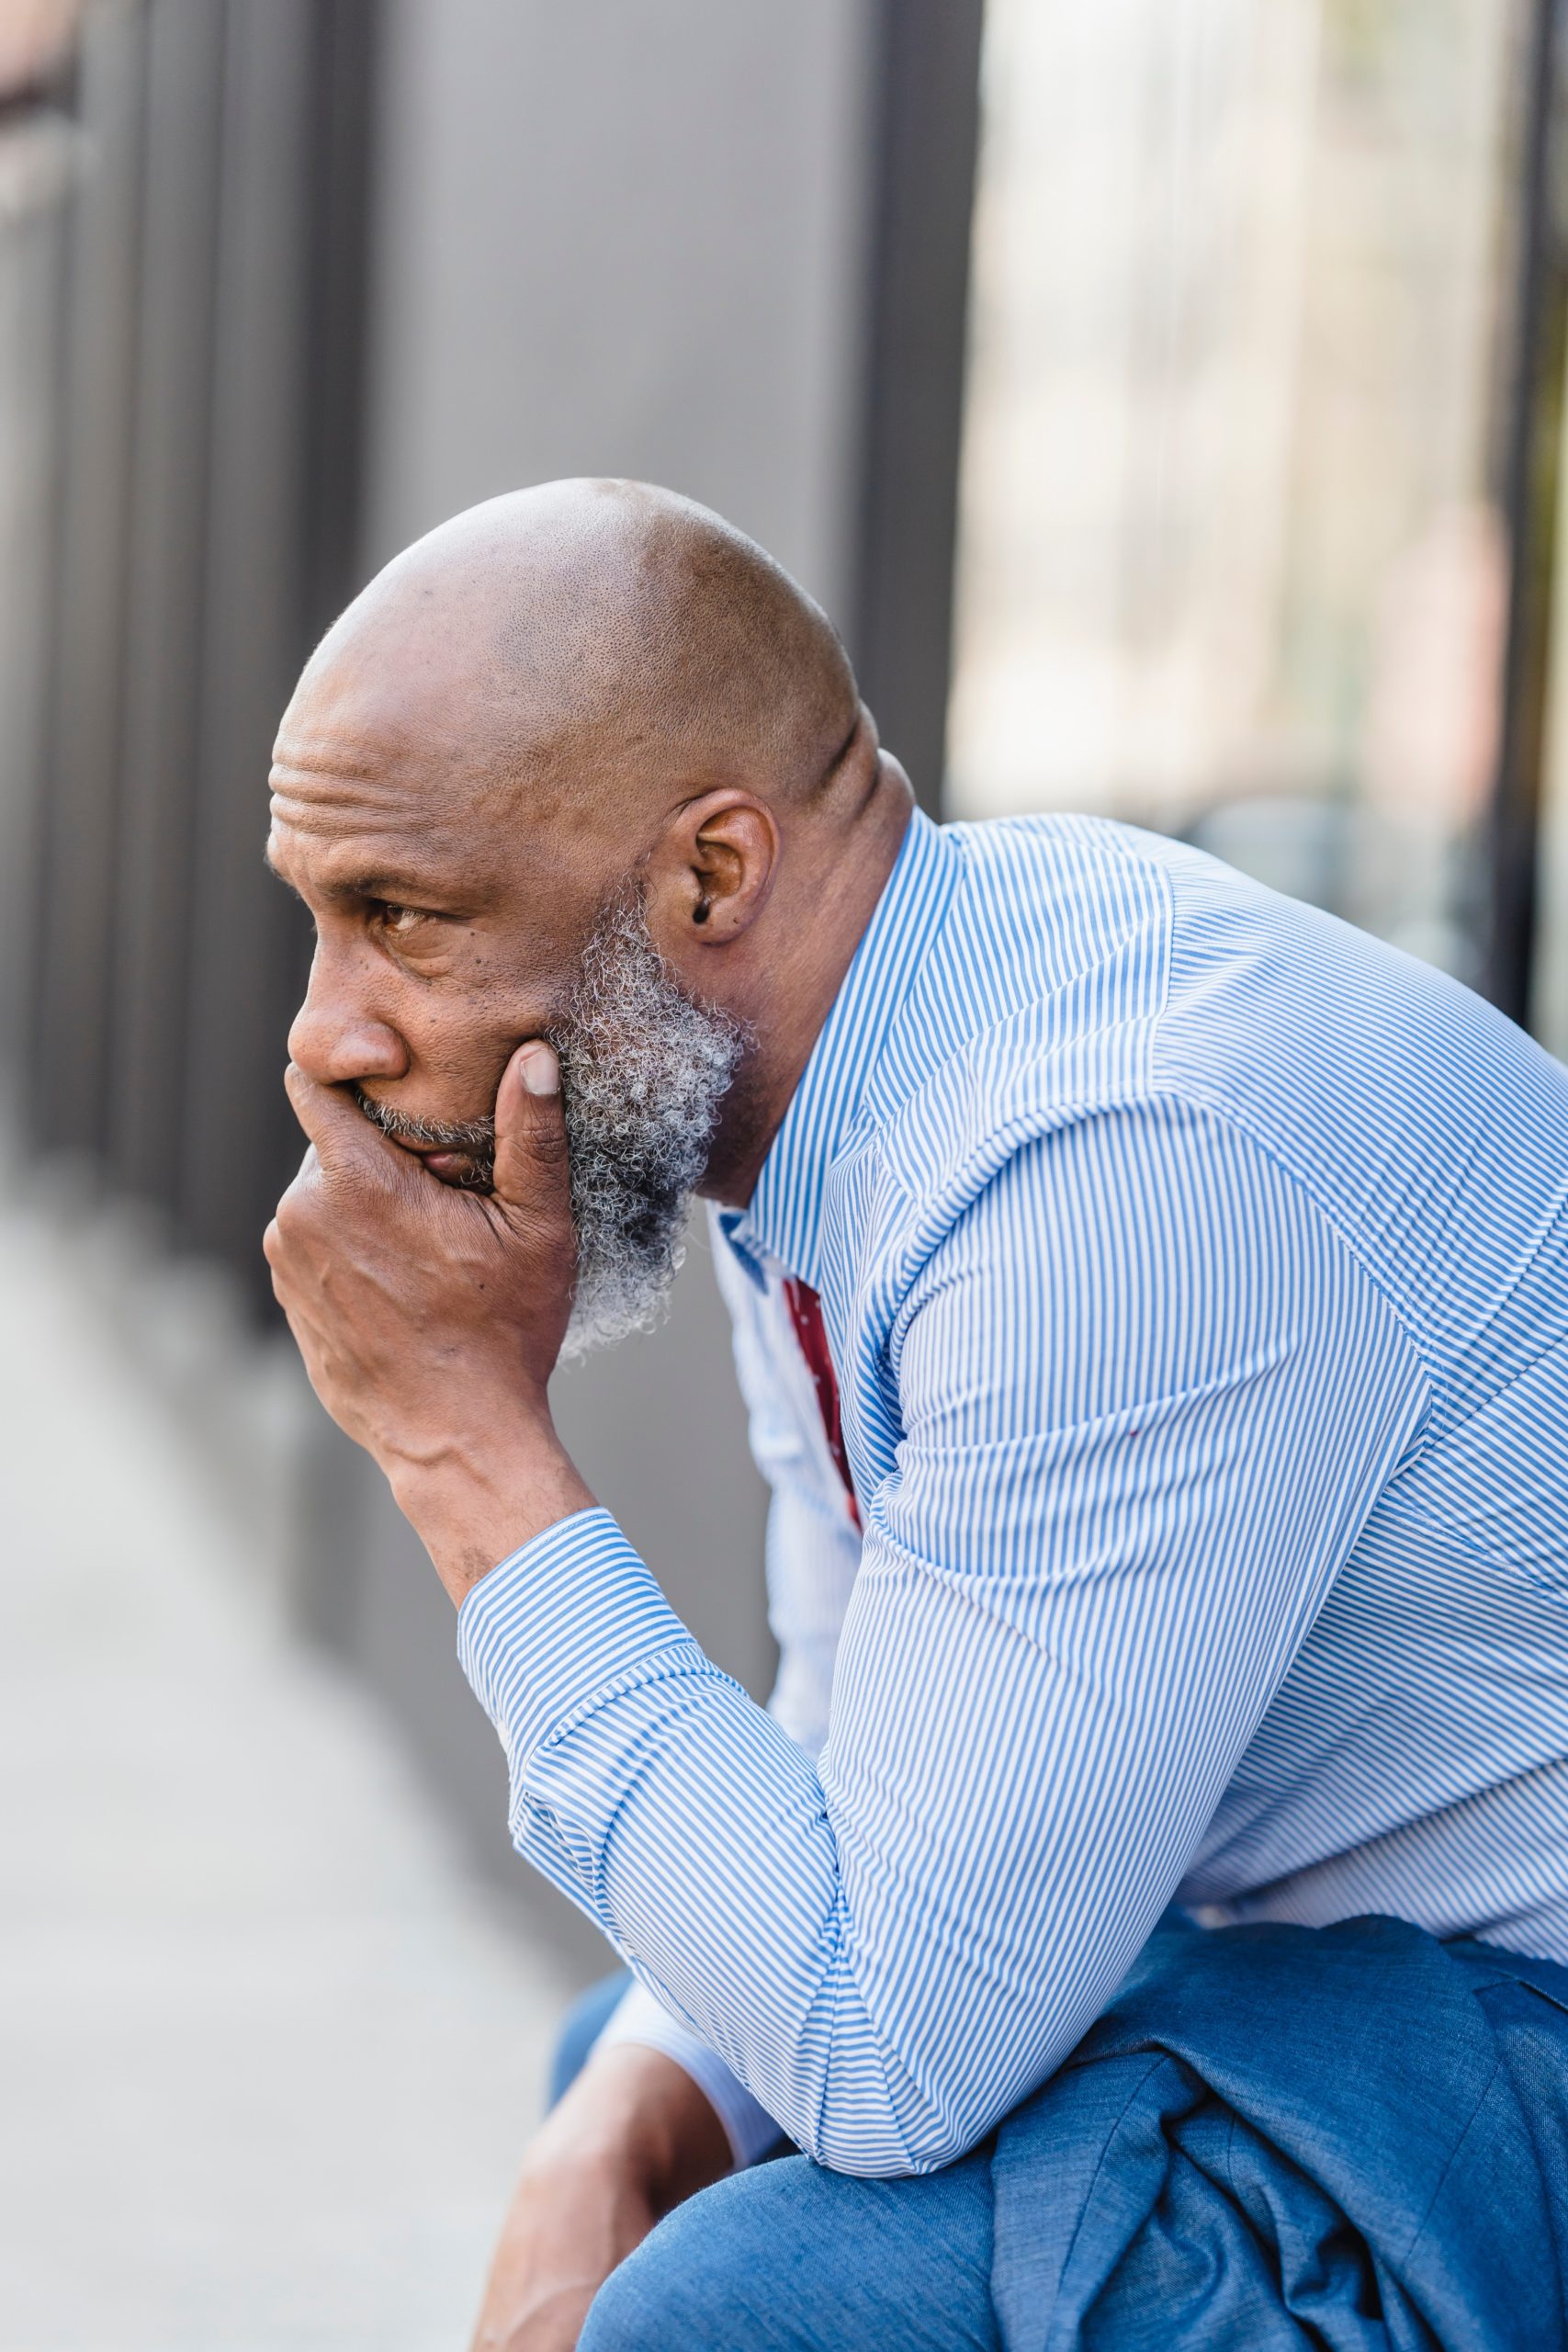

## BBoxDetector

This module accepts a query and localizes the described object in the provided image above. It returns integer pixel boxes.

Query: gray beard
[550,888,748,1359]
[355,890,747,1361]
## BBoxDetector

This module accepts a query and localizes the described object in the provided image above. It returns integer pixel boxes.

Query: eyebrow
[261,846,444,907]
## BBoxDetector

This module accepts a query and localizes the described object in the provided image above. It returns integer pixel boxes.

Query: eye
[375,901,426,939]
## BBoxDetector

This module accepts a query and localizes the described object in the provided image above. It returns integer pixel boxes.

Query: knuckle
[508,1203,578,1264]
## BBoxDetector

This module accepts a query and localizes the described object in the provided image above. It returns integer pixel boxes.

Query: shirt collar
[719,807,958,1290]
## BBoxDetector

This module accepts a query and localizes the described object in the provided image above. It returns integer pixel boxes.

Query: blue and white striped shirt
[459,808,1568,2177]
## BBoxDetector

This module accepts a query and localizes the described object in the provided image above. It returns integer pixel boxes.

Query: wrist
[390,1413,596,1605]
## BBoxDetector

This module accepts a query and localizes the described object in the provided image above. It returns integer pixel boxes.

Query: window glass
[948,0,1524,985]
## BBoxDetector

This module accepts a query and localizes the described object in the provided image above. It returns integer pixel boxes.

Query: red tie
[783,1278,861,1530]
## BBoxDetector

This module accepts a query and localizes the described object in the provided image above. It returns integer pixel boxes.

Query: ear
[646,790,779,948]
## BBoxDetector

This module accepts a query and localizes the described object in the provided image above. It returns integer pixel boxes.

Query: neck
[701,761,915,1208]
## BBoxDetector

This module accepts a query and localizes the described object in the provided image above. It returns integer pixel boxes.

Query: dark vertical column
[107,0,226,1216]
[1487,0,1568,1025]
[849,0,985,817]
[176,0,375,1304]
[29,0,148,1160]
[0,103,77,1098]
[301,0,380,647]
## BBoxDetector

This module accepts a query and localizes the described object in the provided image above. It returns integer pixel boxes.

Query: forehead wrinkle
[269,779,426,833]
[271,728,522,855]
[266,790,487,902]
[269,707,414,778]
[268,743,473,844]
[273,738,472,784]
[268,745,425,811]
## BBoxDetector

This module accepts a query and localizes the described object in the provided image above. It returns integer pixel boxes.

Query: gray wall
[362,0,873,603]
[4,0,978,1982]
[314,0,880,1970]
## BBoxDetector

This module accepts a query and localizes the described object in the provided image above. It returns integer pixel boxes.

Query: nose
[288,959,409,1089]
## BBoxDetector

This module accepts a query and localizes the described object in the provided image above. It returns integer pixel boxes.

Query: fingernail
[518,1042,560,1096]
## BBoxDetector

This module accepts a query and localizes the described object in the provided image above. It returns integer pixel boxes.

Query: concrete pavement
[0,1193,575,2351]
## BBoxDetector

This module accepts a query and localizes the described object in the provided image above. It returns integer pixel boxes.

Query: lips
[408,1140,494,1192]
[350,1086,494,1186]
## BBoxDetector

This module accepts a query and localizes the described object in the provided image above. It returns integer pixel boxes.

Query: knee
[575,2251,668,2352]
[578,2227,712,2352]
[577,2182,764,2352]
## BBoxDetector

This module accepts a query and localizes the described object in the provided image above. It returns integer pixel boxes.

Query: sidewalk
[0,1196,573,2352]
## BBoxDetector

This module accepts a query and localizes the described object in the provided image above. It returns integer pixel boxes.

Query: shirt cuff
[456,1508,704,1766]
[594,1981,788,2170]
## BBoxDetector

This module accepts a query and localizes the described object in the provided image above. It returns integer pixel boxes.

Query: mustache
[351,1082,498,1182]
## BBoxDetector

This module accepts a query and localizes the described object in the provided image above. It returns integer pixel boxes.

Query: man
[265,480,1568,2350]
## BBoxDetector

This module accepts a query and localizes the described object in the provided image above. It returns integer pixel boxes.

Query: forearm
[533,2041,733,2208]
[391,1410,595,1606]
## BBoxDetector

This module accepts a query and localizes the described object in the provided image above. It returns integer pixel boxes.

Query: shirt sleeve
[458,1100,1427,2177]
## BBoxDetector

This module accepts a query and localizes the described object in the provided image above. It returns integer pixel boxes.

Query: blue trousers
[559,1972,998,2351]
[560,1918,1568,2351]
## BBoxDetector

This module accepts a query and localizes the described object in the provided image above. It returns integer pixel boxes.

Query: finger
[491,1039,571,1215]
[283,1060,402,1177]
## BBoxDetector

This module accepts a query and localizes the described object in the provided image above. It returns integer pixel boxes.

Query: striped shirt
[459,807,1568,2177]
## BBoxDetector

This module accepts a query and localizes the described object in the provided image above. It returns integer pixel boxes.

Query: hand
[469,2046,732,2351]
[265,1043,595,1600]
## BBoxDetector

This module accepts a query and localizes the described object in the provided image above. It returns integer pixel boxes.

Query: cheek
[400,978,548,1110]
[396,898,582,1109]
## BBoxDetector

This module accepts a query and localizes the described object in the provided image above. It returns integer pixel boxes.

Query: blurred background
[4,0,1568,2343]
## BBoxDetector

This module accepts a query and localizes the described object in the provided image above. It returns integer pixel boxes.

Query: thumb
[491,1039,571,1213]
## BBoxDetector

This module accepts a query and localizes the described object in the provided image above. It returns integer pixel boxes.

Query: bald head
[296,479,863,819]
[272,480,911,1223]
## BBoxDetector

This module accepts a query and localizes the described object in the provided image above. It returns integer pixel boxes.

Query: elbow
[805,2129,985,2181]
[794,2093,993,2181]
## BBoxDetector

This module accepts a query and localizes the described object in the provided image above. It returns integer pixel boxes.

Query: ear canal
[693,893,711,925]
